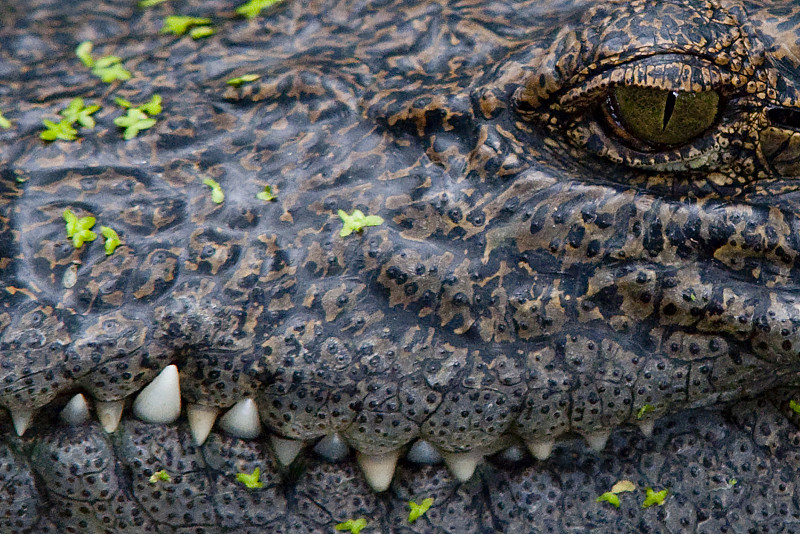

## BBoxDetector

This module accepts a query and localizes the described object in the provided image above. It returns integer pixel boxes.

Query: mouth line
[1,360,664,491]
[2,344,726,502]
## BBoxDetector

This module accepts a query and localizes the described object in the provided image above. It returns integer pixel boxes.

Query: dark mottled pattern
[2,0,800,532]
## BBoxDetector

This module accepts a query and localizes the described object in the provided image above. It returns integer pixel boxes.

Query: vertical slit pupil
[663,91,678,131]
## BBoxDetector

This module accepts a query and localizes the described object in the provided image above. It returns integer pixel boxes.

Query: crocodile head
[1,0,800,531]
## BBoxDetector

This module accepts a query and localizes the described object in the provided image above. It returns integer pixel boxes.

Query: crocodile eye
[603,86,720,150]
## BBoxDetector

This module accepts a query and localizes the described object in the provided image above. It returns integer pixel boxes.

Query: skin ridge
[1,0,800,531]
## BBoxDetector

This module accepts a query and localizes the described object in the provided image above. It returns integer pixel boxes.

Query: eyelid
[558,54,741,112]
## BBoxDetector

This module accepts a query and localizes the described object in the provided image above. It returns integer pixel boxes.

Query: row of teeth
[8,365,657,492]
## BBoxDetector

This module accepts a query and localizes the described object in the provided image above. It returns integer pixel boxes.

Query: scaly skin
[1,0,800,531]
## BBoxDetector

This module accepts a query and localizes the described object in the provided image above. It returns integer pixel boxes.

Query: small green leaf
[93,63,132,83]
[790,400,800,415]
[190,26,216,39]
[60,98,101,129]
[257,185,276,201]
[62,98,84,117]
[334,518,367,534]
[139,0,169,6]
[636,404,654,420]
[137,94,162,116]
[64,209,78,238]
[41,119,78,141]
[728,479,737,486]
[236,467,263,489]
[203,178,225,204]
[91,56,131,83]
[116,95,161,114]
[62,211,97,249]
[408,497,433,523]
[76,41,94,67]
[642,487,668,508]
[338,209,383,237]
[0,111,11,129]
[149,469,171,484]
[235,0,283,19]
[94,55,122,69]
[161,15,212,36]
[597,492,621,508]
[101,226,121,255]
[113,96,161,138]
[227,74,260,87]
[114,108,156,139]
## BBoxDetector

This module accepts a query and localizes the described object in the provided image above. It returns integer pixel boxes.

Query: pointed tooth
[584,430,610,452]
[186,403,220,445]
[406,439,443,465]
[269,435,305,466]
[132,364,181,424]
[638,419,655,437]
[441,451,483,482]
[60,394,90,425]
[218,398,261,439]
[525,439,555,461]
[313,433,350,463]
[497,444,526,464]
[356,450,400,492]
[10,409,33,436]
[96,400,125,433]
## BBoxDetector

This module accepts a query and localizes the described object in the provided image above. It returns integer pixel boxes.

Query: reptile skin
[2,0,800,532]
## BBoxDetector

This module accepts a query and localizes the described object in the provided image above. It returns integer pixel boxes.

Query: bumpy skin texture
[2,0,800,532]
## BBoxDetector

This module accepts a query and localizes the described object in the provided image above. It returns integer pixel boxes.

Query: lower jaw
[0,397,794,534]
[6,364,658,495]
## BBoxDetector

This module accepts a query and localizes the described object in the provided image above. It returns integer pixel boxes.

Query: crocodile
[1,0,800,531]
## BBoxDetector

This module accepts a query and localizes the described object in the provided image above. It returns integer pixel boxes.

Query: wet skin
[2,0,800,532]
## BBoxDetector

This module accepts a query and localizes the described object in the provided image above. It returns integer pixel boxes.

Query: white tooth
[218,398,261,439]
[497,444,526,464]
[269,435,305,466]
[61,394,90,425]
[638,419,655,437]
[132,364,181,424]
[407,439,443,465]
[441,451,483,482]
[313,433,350,462]
[525,439,555,461]
[356,450,401,492]
[187,403,220,445]
[96,400,125,433]
[584,430,610,452]
[10,409,33,436]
